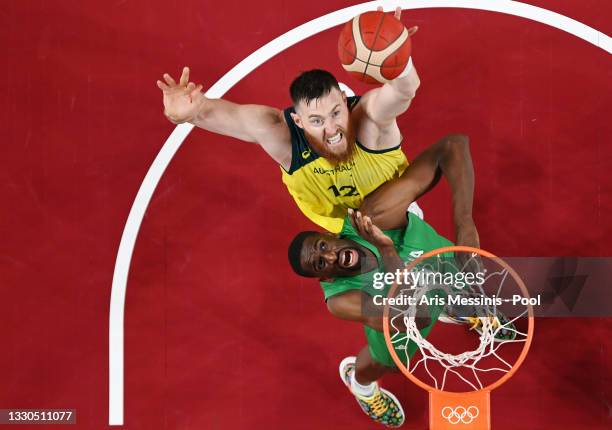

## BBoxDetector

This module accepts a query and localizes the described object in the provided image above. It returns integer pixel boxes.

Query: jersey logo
[409,250,424,259]
[301,149,312,159]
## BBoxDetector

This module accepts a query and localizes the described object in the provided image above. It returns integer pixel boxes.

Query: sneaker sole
[376,387,405,427]
[338,356,357,388]
[338,356,406,428]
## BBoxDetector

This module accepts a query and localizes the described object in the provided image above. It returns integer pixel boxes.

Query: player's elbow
[363,316,384,332]
[326,298,344,319]
[326,295,363,322]
[442,133,470,155]
[444,133,469,147]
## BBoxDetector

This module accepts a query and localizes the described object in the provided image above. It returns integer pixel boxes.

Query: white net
[387,252,531,391]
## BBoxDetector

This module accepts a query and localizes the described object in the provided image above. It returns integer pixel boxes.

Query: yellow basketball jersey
[281,96,408,233]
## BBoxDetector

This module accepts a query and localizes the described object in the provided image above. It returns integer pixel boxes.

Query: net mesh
[387,253,530,391]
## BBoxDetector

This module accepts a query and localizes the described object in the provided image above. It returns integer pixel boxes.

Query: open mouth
[338,248,359,269]
[326,132,343,146]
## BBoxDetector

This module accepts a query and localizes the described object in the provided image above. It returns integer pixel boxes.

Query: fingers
[189,85,204,104]
[357,211,368,234]
[348,209,374,237]
[189,84,203,99]
[376,5,400,19]
[457,252,483,276]
[394,6,402,20]
[408,25,419,37]
[348,208,357,231]
[156,80,170,91]
[163,73,176,86]
[348,209,366,236]
[179,66,190,86]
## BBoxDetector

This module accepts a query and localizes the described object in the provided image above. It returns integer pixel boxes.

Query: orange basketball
[338,10,412,84]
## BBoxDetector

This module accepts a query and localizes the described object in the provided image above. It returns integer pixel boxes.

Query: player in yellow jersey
[156,9,476,243]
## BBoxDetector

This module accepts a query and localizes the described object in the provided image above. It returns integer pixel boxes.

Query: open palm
[156,66,204,124]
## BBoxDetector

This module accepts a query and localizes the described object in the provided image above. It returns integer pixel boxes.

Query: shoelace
[364,391,389,416]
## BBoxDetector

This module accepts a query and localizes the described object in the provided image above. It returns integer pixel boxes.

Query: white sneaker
[338,356,405,428]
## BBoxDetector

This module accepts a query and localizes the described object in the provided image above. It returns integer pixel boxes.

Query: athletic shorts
[364,288,446,368]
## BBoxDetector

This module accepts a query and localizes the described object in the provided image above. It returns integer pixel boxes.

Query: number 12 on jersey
[328,184,360,197]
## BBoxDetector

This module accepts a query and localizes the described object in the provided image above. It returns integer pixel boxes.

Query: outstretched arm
[359,133,478,247]
[359,8,420,128]
[157,67,291,168]
[361,64,419,125]
[326,210,436,331]
[325,210,397,331]
[326,289,428,333]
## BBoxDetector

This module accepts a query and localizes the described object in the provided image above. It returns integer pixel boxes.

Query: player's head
[289,70,354,164]
[288,230,367,279]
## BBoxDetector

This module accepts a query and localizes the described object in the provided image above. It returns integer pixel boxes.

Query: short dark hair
[290,70,340,106]
[288,231,319,277]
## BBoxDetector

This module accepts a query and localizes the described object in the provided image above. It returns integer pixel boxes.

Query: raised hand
[455,219,483,274]
[156,67,205,124]
[377,6,418,36]
[348,208,394,250]
[455,219,480,250]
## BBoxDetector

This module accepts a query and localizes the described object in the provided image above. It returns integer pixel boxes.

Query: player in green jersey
[287,134,477,428]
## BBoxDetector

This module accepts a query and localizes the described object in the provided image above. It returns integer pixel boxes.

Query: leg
[339,348,405,428]
[354,346,393,385]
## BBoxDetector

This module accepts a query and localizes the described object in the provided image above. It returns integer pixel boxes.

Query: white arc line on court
[109,0,611,425]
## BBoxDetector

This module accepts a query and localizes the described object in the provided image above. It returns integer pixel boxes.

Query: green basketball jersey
[320,212,453,299]
[319,212,453,367]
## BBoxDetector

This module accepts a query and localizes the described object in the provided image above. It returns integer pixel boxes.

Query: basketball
[338,10,412,84]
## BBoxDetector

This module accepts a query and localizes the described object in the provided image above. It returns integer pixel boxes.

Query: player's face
[294,89,354,163]
[299,233,367,278]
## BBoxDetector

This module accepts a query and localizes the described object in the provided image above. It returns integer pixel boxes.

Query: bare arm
[327,287,431,333]
[157,67,291,168]
[359,134,479,247]
[356,8,420,149]
[362,7,420,126]
[326,211,407,333]
[360,64,420,127]
[335,210,436,330]
[193,99,291,167]
[327,290,385,332]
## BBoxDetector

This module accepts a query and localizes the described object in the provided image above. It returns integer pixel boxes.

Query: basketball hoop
[382,246,535,430]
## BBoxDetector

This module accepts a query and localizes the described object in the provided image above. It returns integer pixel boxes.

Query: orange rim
[382,246,535,394]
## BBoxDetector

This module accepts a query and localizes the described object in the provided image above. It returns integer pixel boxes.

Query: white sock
[350,370,376,398]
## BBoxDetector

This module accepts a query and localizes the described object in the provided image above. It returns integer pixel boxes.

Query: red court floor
[1,1,611,429]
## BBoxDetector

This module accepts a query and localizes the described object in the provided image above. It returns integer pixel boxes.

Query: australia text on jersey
[312,160,356,175]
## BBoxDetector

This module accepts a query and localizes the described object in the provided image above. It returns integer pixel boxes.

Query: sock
[350,370,376,398]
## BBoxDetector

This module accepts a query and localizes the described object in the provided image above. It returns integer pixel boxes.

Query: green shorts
[365,289,446,368]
